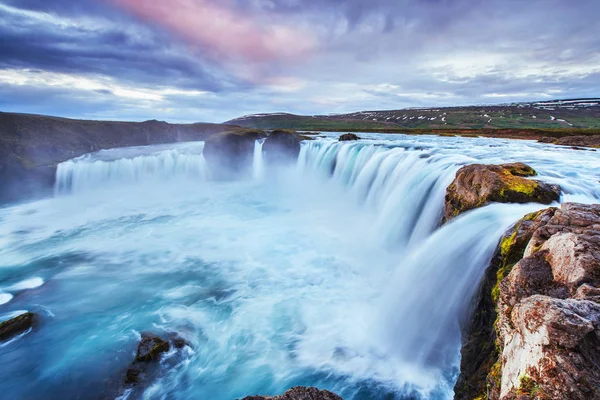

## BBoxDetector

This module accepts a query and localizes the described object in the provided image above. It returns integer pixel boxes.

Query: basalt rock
[240,386,343,400]
[339,133,360,141]
[263,130,303,165]
[456,203,600,400]
[203,129,266,179]
[444,163,561,221]
[0,312,36,342]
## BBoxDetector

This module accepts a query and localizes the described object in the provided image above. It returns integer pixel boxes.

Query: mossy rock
[135,333,170,362]
[444,163,561,221]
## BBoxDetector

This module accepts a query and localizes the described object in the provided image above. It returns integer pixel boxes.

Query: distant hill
[226,98,600,130]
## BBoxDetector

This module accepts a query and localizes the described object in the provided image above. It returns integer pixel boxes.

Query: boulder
[0,312,35,341]
[263,130,302,165]
[203,129,266,179]
[444,163,561,221]
[339,133,360,141]
[240,387,343,400]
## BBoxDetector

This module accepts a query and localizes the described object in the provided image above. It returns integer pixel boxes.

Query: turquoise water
[0,135,598,399]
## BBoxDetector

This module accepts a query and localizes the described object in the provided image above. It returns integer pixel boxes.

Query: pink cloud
[111,0,317,64]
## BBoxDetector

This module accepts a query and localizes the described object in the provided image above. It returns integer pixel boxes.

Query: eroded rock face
[240,386,343,400]
[0,312,35,342]
[263,130,302,165]
[456,202,600,400]
[444,163,561,221]
[339,133,360,141]
[203,130,266,179]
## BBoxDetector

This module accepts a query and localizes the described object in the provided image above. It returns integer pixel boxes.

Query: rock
[456,202,600,400]
[203,129,266,179]
[135,333,170,362]
[455,208,556,399]
[0,312,35,341]
[263,130,302,164]
[444,163,561,221]
[240,386,343,400]
[500,296,600,400]
[339,133,360,141]
[124,332,186,387]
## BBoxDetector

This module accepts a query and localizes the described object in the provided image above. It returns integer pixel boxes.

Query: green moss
[517,374,547,398]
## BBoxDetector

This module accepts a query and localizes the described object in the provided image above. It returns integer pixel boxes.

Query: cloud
[109,0,317,64]
[0,0,599,122]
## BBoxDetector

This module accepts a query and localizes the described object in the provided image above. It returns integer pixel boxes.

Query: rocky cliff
[453,166,600,400]
[0,112,237,202]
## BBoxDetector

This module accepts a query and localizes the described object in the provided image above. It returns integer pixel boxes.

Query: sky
[0,0,599,123]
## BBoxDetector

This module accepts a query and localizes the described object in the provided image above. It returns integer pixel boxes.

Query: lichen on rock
[444,163,561,222]
[456,202,600,400]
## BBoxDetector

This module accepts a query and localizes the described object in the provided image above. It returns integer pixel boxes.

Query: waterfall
[297,140,463,249]
[38,136,589,398]
[55,143,208,194]
[252,139,266,180]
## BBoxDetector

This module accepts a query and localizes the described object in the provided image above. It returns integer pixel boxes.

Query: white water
[0,134,598,399]
[253,139,266,181]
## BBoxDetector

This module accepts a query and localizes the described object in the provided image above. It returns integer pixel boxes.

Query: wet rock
[135,333,170,362]
[263,130,302,164]
[456,202,600,400]
[444,163,561,221]
[339,133,360,141]
[123,332,190,387]
[0,312,35,341]
[240,386,343,400]
[455,208,556,400]
[203,129,266,179]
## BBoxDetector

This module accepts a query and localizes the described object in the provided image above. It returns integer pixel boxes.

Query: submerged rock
[135,333,170,362]
[339,133,360,141]
[241,386,343,400]
[0,312,35,341]
[263,130,302,164]
[124,332,188,386]
[203,129,266,179]
[444,162,561,221]
[456,202,600,400]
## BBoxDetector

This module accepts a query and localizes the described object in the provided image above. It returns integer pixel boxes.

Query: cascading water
[55,142,208,194]
[252,139,266,180]
[0,134,598,399]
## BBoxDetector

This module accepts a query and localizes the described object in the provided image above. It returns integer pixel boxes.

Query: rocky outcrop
[241,387,343,400]
[456,203,600,400]
[0,112,238,202]
[263,130,303,164]
[538,135,600,149]
[339,133,360,141]
[0,312,36,341]
[202,129,266,179]
[444,163,561,221]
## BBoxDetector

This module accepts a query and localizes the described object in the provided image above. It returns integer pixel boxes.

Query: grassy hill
[227,99,600,131]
